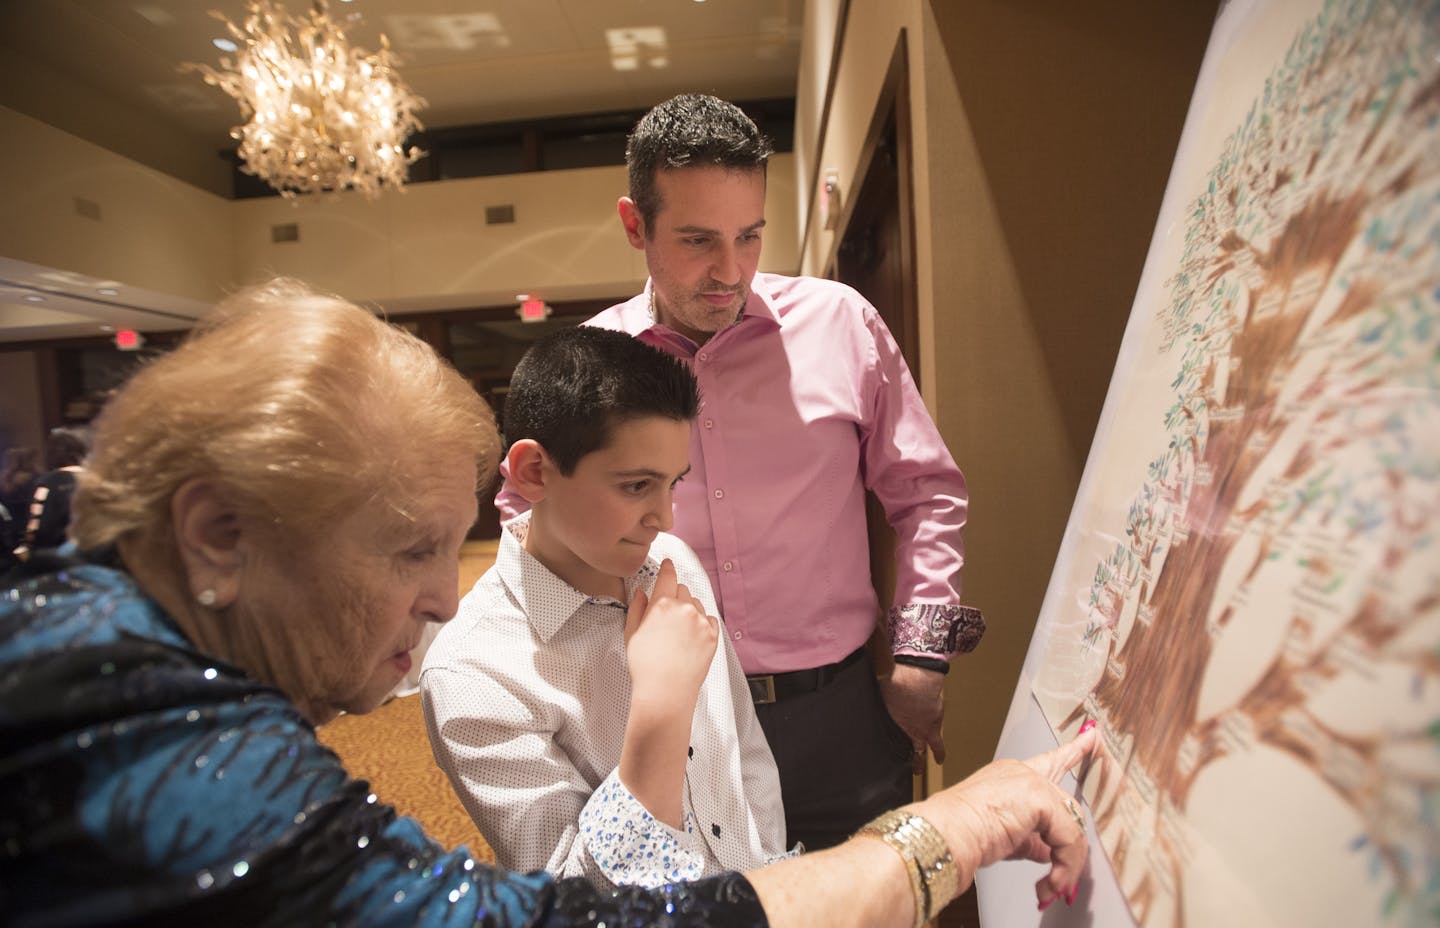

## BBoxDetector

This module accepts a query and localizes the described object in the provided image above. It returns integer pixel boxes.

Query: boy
[421,326,790,890]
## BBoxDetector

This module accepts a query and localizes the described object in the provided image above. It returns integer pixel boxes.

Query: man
[501,93,983,851]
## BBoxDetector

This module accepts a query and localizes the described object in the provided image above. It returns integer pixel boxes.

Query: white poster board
[980,2,1440,926]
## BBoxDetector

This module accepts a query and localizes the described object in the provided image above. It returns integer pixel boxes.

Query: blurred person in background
[13,426,91,560]
[0,445,40,568]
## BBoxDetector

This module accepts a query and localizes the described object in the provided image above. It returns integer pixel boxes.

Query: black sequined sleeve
[538,872,769,928]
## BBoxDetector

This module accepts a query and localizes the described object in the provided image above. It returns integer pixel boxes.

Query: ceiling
[0,0,803,344]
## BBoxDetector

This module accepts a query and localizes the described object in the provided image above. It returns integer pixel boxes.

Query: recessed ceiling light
[23,295,45,302]
[135,6,177,27]
[213,37,238,53]
[97,288,120,296]
[100,325,115,332]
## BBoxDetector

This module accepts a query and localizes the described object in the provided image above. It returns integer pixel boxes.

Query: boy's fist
[624,558,719,703]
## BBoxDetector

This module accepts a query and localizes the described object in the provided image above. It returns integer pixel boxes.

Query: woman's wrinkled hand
[907,724,1099,909]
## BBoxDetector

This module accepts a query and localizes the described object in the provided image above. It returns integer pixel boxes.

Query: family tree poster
[1013,1,1440,926]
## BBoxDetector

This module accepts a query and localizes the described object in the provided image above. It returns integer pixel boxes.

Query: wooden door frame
[823,29,919,377]
[820,30,935,810]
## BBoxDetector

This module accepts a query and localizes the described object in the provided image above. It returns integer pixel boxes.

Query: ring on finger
[1063,797,1086,832]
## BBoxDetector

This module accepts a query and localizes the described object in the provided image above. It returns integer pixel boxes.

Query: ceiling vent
[271,222,300,243]
[485,204,515,225]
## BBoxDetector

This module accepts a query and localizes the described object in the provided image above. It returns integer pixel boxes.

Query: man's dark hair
[505,327,699,475]
[626,93,774,233]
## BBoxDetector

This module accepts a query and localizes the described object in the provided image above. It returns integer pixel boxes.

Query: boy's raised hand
[618,559,721,828]
[624,558,720,704]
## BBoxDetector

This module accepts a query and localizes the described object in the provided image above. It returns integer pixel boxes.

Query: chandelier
[188,0,426,198]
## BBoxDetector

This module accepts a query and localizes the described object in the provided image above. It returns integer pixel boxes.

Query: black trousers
[753,652,915,851]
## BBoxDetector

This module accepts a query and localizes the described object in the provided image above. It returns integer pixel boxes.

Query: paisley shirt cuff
[578,771,706,889]
[888,603,985,657]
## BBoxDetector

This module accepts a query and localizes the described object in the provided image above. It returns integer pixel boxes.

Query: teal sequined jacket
[0,551,766,927]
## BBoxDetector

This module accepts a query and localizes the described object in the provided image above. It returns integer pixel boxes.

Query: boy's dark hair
[626,93,774,233]
[505,327,699,475]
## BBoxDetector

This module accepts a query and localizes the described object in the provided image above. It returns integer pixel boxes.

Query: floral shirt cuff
[578,771,706,888]
[888,603,985,657]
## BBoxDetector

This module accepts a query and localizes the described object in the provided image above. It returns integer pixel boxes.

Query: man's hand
[879,661,947,773]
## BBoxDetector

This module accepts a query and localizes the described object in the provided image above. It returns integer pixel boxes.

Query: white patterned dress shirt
[420,513,792,890]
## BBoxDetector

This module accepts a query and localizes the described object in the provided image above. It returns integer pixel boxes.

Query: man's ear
[506,439,551,504]
[170,479,246,609]
[617,197,646,250]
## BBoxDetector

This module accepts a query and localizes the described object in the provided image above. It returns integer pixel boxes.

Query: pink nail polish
[1079,718,1097,736]
[1038,894,1057,912]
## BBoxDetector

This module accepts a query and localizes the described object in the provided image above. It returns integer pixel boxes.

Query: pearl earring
[196,589,218,607]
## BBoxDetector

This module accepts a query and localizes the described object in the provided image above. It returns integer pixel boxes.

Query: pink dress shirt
[498,273,982,673]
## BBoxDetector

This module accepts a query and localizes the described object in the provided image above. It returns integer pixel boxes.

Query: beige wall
[230,154,799,309]
[1,104,797,314]
[796,0,1216,783]
[0,107,234,306]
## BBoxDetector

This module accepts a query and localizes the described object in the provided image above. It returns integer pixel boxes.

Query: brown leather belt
[745,647,867,705]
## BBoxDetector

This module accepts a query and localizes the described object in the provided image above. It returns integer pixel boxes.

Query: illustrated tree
[1064,2,1440,924]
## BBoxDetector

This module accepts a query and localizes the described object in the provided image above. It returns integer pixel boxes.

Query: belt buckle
[748,674,777,705]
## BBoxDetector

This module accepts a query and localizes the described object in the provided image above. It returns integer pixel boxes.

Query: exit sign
[519,299,552,323]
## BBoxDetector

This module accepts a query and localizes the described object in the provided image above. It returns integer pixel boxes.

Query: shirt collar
[738,274,782,328]
[494,512,662,643]
[613,275,782,343]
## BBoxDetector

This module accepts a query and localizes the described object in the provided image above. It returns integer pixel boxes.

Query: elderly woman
[0,279,1095,927]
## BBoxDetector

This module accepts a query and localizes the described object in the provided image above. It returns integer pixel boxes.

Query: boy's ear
[170,479,246,609]
[506,439,550,503]
[617,197,646,250]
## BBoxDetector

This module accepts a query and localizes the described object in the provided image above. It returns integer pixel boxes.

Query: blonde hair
[72,279,498,584]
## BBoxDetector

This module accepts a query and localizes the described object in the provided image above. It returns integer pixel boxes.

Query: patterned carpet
[318,692,493,859]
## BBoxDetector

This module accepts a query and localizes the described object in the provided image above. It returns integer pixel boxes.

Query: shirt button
[713,489,724,500]
[688,746,694,758]
[698,351,710,362]
[733,630,743,640]
[722,561,733,571]
[704,418,714,429]
[712,824,722,837]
